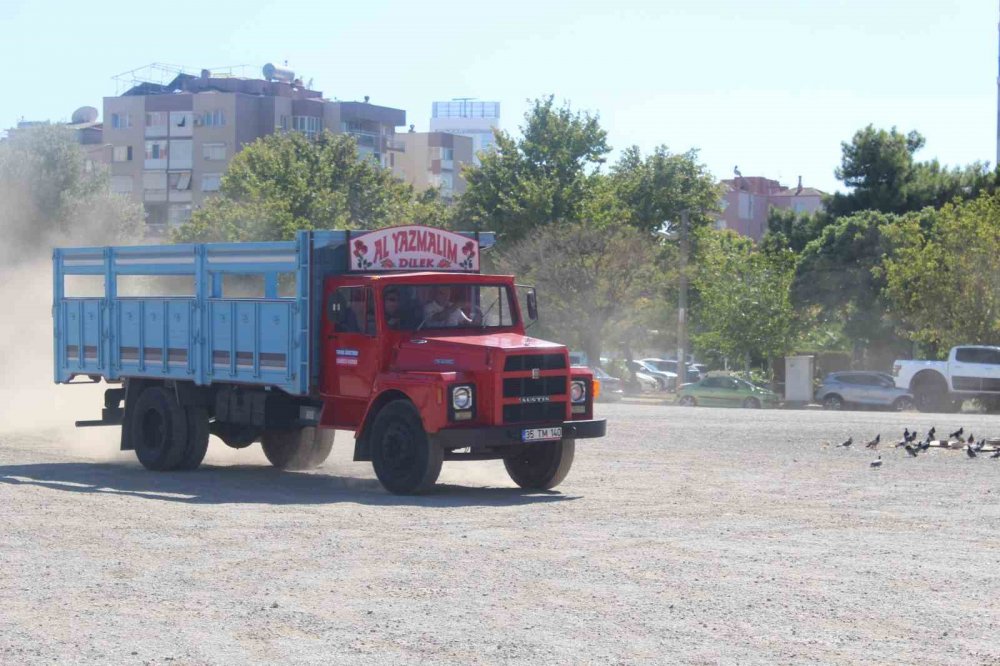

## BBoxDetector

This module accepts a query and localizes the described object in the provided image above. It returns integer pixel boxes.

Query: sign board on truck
[349,225,480,272]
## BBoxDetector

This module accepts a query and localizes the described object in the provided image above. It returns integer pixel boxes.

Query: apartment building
[391,131,473,199]
[103,66,406,234]
[717,175,825,241]
[429,99,499,164]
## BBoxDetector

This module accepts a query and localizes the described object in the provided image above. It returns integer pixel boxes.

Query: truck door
[321,281,380,427]
[981,348,1000,393]
[951,348,983,392]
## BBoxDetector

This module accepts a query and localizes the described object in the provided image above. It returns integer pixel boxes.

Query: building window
[277,115,288,131]
[292,116,321,138]
[201,173,221,192]
[110,175,133,194]
[112,145,133,162]
[145,140,168,169]
[441,147,454,161]
[170,111,193,137]
[167,204,192,227]
[169,172,192,191]
[111,113,132,129]
[145,112,168,137]
[202,110,226,127]
[143,171,167,191]
[202,142,226,161]
[168,140,193,169]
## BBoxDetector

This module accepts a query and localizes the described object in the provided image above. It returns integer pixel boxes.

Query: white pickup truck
[892,345,1000,412]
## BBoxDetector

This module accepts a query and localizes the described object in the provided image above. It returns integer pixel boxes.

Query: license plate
[522,427,562,442]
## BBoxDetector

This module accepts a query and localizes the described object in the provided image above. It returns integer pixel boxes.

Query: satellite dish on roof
[71,106,99,124]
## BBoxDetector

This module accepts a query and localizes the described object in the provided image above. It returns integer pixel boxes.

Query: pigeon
[904,444,919,458]
[904,428,911,441]
[950,427,964,440]
[926,427,936,443]
[865,434,881,449]
[966,445,978,459]
[840,437,853,448]
[991,449,1000,459]
[975,439,986,452]
[870,455,883,469]
[967,434,975,445]
[918,439,931,452]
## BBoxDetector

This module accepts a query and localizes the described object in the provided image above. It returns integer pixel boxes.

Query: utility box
[784,355,815,403]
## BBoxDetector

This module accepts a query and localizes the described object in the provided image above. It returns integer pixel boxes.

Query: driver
[423,285,471,327]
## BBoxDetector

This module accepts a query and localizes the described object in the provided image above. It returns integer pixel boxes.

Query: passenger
[423,285,471,327]
[383,287,404,329]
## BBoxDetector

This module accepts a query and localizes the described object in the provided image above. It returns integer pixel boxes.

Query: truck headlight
[452,385,474,410]
[570,380,587,404]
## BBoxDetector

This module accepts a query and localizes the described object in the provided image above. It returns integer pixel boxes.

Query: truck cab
[55,225,605,494]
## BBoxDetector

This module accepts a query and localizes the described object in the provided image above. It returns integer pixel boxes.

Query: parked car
[815,372,914,411]
[893,345,1000,412]
[592,366,624,402]
[640,358,702,383]
[677,375,780,409]
[628,360,677,391]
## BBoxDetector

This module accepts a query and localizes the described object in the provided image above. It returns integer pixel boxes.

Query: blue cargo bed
[53,235,314,396]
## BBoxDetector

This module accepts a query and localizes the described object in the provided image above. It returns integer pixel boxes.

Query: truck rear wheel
[370,401,442,495]
[261,427,334,470]
[176,406,210,471]
[504,439,575,490]
[130,386,189,471]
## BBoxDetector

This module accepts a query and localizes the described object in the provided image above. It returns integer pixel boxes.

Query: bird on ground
[904,444,919,458]
[918,439,931,452]
[991,448,1000,459]
[950,427,964,440]
[865,434,881,449]
[975,439,986,452]
[967,434,975,445]
[904,427,911,441]
[966,445,978,459]
[840,437,853,448]
[870,455,883,468]
[927,427,936,442]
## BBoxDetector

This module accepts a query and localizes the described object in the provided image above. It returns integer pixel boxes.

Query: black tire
[261,427,335,470]
[822,394,844,411]
[370,401,442,495]
[891,396,915,412]
[742,397,761,409]
[504,439,575,490]
[913,374,950,413]
[678,395,697,407]
[176,406,210,471]
[130,386,189,471]
[211,422,261,449]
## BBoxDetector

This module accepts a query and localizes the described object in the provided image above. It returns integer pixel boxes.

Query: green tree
[493,221,665,364]
[610,145,722,234]
[691,229,798,371]
[457,96,610,241]
[882,193,1000,352]
[0,125,143,262]
[827,125,999,218]
[173,131,448,243]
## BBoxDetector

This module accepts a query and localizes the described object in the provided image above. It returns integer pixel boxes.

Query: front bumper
[431,418,607,449]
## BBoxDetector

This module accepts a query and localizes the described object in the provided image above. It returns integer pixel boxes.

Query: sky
[0,0,995,193]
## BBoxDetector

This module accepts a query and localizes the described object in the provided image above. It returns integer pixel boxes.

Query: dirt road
[2,401,1000,665]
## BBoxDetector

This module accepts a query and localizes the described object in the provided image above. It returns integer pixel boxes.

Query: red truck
[55,225,606,494]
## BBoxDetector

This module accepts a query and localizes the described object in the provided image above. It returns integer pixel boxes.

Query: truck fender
[353,389,416,462]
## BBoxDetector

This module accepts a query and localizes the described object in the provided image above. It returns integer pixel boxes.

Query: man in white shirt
[423,286,471,327]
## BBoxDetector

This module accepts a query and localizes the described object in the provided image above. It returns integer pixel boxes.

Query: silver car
[815,372,915,411]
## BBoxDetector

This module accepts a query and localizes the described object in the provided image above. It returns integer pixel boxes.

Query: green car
[676,375,780,409]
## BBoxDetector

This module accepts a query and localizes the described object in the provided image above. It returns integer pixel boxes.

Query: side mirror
[525,288,538,322]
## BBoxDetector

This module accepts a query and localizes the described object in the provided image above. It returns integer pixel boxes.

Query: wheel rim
[381,421,416,473]
[744,398,760,409]
[141,410,165,451]
[825,396,842,410]
[895,398,913,411]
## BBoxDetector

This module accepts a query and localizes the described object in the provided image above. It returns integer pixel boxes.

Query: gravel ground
[2,399,1000,665]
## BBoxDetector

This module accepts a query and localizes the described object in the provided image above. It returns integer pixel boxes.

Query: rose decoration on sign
[353,239,372,270]
[438,259,452,268]
[459,240,476,270]
[380,258,395,268]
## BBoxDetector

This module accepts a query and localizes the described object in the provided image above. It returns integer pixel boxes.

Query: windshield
[382,283,517,331]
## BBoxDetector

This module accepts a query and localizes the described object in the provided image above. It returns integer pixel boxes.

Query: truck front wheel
[504,439,575,490]
[913,374,953,413]
[261,427,334,470]
[130,386,189,471]
[370,401,442,495]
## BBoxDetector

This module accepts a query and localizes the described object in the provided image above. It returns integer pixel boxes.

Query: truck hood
[393,332,566,373]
